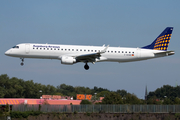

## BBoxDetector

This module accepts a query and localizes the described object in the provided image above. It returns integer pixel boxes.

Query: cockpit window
[12,46,19,49]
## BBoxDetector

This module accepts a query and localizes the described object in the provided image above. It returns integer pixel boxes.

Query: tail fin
[142,27,173,51]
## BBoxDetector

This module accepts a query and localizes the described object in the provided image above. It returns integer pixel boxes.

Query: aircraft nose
[5,50,11,56]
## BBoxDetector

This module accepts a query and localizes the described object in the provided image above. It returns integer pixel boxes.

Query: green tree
[23,80,36,98]
[174,97,180,104]
[57,84,76,97]
[116,89,128,97]
[97,91,110,98]
[102,92,123,104]
[123,93,142,104]
[0,87,5,98]
[163,97,172,104]
[147,96,162,104]
[54,92,64,96]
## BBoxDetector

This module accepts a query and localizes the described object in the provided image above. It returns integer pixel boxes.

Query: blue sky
[1,1,180,99]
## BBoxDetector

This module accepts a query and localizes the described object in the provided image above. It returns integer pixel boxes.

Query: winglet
[101,45,109,53]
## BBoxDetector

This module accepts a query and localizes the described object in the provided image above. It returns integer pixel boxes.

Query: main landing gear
[84,63,89,70]
[20,58,24,66]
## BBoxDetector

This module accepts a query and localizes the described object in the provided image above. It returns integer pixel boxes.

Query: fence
[11,104,180,113]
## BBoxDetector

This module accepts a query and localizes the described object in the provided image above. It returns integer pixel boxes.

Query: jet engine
[61,56,76,65]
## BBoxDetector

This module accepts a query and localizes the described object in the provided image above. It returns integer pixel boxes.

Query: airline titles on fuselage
[33,45,60,48]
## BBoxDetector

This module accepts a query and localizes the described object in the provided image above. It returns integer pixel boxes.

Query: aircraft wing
[75,45,109,63]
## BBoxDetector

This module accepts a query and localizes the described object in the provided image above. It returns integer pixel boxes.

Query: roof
[0,98,81,105]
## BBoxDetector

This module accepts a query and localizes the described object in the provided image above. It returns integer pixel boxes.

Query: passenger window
[95,50,97,52]
[72,49,74,51]
[122,51,124,53]
[51,48,53,50]
[61,49,63,50]
[54,49,56,50]
[33,48,35,49]
[91,50,93,52]
[68,49,70,51]
[36,48,38,49]
[76,49,78,51]
[125,51,127,53]
[88,50,90,52]
[118,51,120,53]
[44,48,45,50]
[47,48,49,50]
[129,52,131,53]
[111,51,113,53]
[115,51,116,53]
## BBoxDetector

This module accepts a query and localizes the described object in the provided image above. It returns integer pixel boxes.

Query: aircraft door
[25,44,30,54]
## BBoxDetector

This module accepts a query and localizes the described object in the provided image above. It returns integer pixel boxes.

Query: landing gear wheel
[21,62,24,66]
[84,63,89,70]
[20,58,24,66]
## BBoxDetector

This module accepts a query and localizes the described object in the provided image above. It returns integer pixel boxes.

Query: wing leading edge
[75,45,109,63]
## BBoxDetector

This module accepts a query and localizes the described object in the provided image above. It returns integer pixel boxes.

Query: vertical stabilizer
[142,27,173,51]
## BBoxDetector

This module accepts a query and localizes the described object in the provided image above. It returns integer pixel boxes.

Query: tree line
[147,85,180,104]
[0,74,128,99]
[0,74,180,104]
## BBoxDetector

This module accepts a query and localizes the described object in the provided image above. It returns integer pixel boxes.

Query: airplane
[5,27,175,70]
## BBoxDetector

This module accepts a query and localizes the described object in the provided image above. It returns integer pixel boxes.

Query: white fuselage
[4,27,175,70]
[5,43,170,63]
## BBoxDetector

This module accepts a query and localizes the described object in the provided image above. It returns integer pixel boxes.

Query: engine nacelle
[61,56,76,65]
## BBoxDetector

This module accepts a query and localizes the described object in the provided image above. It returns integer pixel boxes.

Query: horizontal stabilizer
[154,50,175,56]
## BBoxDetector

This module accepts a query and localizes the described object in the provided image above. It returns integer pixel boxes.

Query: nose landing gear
[20,58,24,66]
[84,63,89,70]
